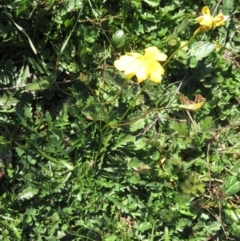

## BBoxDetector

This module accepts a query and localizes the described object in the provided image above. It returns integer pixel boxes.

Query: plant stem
[163,28,201,67]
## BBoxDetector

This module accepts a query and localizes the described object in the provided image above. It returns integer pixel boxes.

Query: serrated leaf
[130,118,145,132]
[82,103,104,121]
[112,134,135,150]
[189,41,216,60]
[17,65,30,86]
[133,139,147,150]
[100,133,113,155]
[18,186,39,200]
[176,218,192,231]
[196,183,205,193]
[0,95,18,107]
[127,158,143,168]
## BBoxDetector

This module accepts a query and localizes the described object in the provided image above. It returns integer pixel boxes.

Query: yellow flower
[214,13,228,27]
[197,6,214,31]
[197,6,228,31]
[114,46,167,84]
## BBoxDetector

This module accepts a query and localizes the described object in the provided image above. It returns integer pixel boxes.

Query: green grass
[0,0,240,240]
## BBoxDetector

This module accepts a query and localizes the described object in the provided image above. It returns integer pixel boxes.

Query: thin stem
[117,81,150,124]
[105,78,128,104]
[110,106,176,127]
[163,28,201,67]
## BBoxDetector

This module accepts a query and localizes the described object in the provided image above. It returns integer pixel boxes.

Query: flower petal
[144,46,159,56]
[202,6,210,15]
[155,53,168,61]
[197,15,213,28]
[114,55,135,71]
[146,60,165,83]
[114,54,144,80]
[125,56,144,76]
[144,47,167,62]
[213,13,227,26]
[135,64,148,83]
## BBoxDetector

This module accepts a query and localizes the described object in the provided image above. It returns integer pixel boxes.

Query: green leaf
[105,235,117,241]
[27,79,51,91]
[100,133,113,155]
[135,222,152,232]
[164,227,170,241]
[6,12,37,54]
[60,160,74,171]
[189,41,216,60]
[17,65,30,86]
[142,0,159,7]
[225,209,240,223]
[59,6,83,56]
[223,0,234,14]
[112,134,135,150]
[127,158,143,168]
[112,30,125,48]
[18,186,39,200]
[230,160,240,175]
[129,173,140,184]
[133,139,147,150]
[221,176,240,195]
[130,118,145,132]
[0,95,18,112]
[176,19,191,35]
[82,103,104,121]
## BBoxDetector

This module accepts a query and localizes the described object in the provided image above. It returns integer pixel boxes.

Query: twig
[206,143,212,194]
